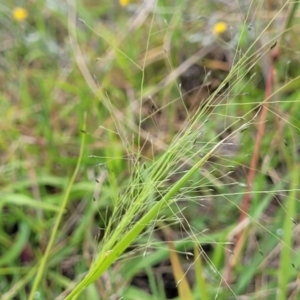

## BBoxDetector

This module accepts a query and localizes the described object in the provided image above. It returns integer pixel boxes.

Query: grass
[1,0,300,299]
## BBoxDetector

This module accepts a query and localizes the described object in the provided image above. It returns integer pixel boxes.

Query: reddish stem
[223,47,278,283]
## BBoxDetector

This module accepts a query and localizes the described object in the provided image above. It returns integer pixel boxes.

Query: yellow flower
[212,22,228,37]
[12,7,28,22]
[119,0,129,7]
[212,21,234,44]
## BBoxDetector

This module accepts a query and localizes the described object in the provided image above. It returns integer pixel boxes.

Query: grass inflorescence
[1,1,300,300]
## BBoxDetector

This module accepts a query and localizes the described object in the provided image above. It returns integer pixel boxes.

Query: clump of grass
[60,1,300,299]
[1,1,300,300]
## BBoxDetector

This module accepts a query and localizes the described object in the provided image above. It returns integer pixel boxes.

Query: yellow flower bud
[13,7,28,22]
[119,0,129,7]
[212,21,233,44]
[212,22,228,37]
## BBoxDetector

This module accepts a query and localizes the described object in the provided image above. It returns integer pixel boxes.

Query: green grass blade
[28,113,87,300]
